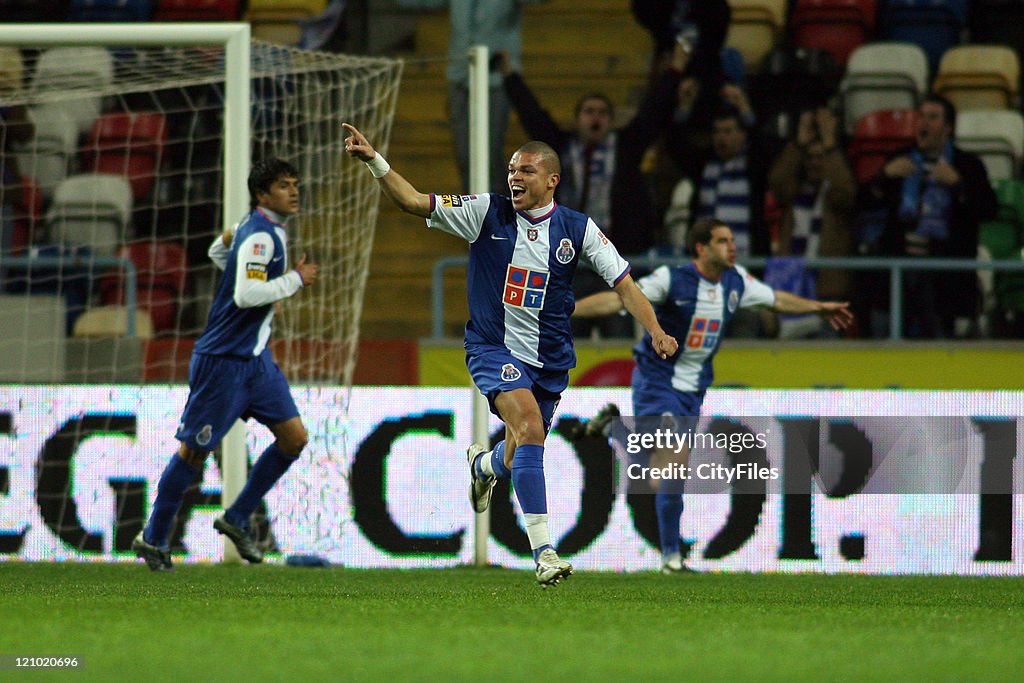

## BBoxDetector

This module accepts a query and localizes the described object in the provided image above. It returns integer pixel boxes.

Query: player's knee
[177,444,209,468]
[277,426,308,457]
[508,418,545,447]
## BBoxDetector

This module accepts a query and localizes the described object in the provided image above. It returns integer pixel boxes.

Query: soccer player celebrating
[132,158,318,571]
[574,217,853,573]
[342,122,677,586]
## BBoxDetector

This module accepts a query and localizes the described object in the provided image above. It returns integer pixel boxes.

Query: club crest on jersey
[503,265,548,309]
[556,238,575,264]
[686,317,721,350]
[728,290,739,312]
[253,243,267,256]
[196,424,213,446]
[440,194,463,208]
[527,228,538,241]
[500,363,522,382]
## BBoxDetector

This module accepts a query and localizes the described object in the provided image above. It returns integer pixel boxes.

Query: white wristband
[365,154,390,178]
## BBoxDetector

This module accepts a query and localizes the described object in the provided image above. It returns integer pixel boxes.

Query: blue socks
[474,440,511,480]
[511,444,553,561]
[656,489,684,558]
[225,443,298,529]
[144,454,200,550]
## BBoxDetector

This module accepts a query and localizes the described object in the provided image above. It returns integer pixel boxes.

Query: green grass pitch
[1,562,1022,681]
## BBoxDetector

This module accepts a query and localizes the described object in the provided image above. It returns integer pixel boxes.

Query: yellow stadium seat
[933,44,1020,111]
[726,0,788,71]
[72,306,154,339]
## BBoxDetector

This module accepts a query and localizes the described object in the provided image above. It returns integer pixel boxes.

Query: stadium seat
[68,0,151,21]
[245,0,328,45]
[790,0,877,66]
[153,0,239,20]
[72,305,154,339]
[9,175,42,255]
[848,108,918,183]
[0,46,24,96]
[955,110,1024,184]
[0,0,69,21]
[29,47,114,137]
[840,41,928,134]
[82,112,168,200]
[45,174,133,256]
[933,45,1020,112]
[99,240,187,333]
[15,104,78,200]
[878,0,966,71]
[725,0,788,71]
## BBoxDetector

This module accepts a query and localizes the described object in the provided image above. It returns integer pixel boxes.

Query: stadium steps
[363,0,649,338]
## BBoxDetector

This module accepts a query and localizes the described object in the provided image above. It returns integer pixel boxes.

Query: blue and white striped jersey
[428,193,630,371]
[195,208,304,358]
[633,262,775,392]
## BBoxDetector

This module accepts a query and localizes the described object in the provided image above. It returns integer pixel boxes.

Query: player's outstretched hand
[819,301,854,331]
[342,122,376,163]
[295,253,318,286]
[651,332,679,360]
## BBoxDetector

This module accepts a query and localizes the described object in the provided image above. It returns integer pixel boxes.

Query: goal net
[0,26,402,562]
[0,36,402,389]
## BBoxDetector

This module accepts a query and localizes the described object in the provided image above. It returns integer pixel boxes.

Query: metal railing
[431,255,1024,340]
[0,255,140,336]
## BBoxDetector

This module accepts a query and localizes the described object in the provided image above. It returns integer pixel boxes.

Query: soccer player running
[133,158,318,571]
[574,217,853,573]
[342,122,677,586]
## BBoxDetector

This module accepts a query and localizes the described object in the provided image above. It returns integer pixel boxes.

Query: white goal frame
[0,23,252,562]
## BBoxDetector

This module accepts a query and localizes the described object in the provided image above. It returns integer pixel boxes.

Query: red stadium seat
[848,108,918,183]
[791,0,877,66]
[99,240,187,333]
[153,0,239,20]
[9,176,42,255]
[82,112,167,200]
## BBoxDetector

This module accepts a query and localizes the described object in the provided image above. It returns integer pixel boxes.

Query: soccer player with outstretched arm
[132,158,318,571]
[574,217,853,573]
[342,122,677,586]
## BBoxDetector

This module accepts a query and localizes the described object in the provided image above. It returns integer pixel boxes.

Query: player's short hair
[574,93,614,119]
[248,158,299,209]
[514,141,562,175]
[686,217,730,256]
[922,93,957,131]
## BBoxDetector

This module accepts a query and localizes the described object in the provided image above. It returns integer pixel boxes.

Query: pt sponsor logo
[686,317,720,350]
[503,265,548,309]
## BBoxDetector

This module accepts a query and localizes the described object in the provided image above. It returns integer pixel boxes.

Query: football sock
[475,440,510,479]
[511,444,551,560]
[225,443,298,529]
[655,489,684,558]
[144,454,200,550]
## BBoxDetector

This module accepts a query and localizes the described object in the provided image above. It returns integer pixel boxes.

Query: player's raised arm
[343,122,432,218]
[613,275,678,359]
[772,290,855,331]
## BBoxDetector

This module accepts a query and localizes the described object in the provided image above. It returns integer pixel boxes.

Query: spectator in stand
[1,103,33,254]
[862,94,996,338]
[631,0,731,92]
[688,105,770,337]
[499,41,688,337]
[397,0,546,195]
[767,107,856,338]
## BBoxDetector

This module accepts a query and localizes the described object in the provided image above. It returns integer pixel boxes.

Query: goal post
[0,24,402,563]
